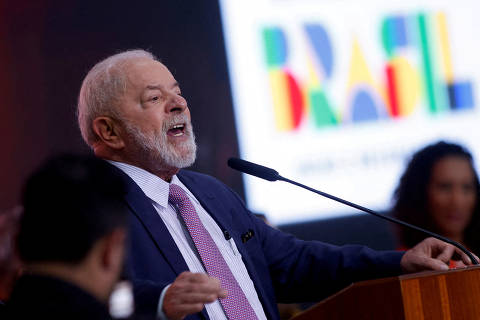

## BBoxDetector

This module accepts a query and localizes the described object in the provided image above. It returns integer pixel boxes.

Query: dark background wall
[0,0,397,250]
[1,0,243,206]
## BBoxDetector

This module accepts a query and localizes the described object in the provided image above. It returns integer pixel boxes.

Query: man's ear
[92,117,125,150]
[100,228,127,272]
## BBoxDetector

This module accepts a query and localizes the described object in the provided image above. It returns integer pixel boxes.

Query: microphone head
[227,158,280,181]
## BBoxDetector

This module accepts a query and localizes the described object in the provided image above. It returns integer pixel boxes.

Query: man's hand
[163,272,227,320]
[401,237,477,273]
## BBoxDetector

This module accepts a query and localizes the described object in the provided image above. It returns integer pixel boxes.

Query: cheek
[184,107,192,120]
[144,115,166,131]
[465,193,477,214]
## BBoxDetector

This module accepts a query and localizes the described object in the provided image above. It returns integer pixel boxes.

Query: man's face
[118,59,196,171]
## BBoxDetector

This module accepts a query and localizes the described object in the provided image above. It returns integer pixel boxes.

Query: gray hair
[77,49,156,146]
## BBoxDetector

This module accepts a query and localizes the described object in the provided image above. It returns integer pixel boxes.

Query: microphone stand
[279,175,478,265]
[227,157,479,265]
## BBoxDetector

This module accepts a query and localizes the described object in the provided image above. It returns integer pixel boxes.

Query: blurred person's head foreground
[6,154,129,319]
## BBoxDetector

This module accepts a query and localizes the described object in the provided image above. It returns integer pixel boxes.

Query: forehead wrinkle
[145,81,180,91]
[123,62,148,94]
[123,60,180,100]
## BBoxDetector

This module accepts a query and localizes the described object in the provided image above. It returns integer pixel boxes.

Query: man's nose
[165,93,187,113]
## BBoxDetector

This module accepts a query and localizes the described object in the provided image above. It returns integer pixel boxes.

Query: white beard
[123,114,197,170]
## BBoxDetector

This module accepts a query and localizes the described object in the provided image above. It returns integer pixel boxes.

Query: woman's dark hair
[391,141,480,252]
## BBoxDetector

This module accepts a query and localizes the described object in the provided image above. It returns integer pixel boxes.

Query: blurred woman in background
[391,141,480,259]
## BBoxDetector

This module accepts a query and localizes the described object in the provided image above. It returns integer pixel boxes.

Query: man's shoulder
[177,169,241,202]
[6,275,112,320]
[177,169,223,185]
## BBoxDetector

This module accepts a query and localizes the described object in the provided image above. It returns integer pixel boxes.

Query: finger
[465,252,480,265]
[178,291,222,304]
[207,275,221,287]
[196,277,223,295]
[180,272,211,283]
[209,279,227,299]
[421,257,449,271]
[185,273,225,293]
[435,245,455,263]
[219,288,227,299]
[453,248,472,265]
[473,253,480,264]
[174,274,224,297]
[452,260,467,268]
[177,272,216,288]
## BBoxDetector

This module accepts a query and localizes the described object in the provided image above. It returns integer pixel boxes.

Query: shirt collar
[108,161,172,208]
[107,161,196,208]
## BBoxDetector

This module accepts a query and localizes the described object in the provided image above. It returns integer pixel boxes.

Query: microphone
[227,158,280,181]
[228,157,479,265]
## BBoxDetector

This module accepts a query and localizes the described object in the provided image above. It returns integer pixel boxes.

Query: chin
[171,141,196,166]
[160,146,196,169]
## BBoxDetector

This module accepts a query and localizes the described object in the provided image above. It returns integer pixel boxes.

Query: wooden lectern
[292,266,480,320]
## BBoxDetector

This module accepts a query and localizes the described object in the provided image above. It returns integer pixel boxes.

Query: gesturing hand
[163,272,227,320]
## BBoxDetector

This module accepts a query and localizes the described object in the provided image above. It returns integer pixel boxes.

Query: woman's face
[427,156,477,239]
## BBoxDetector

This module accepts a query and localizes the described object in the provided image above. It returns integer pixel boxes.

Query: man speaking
[77,50,473,320]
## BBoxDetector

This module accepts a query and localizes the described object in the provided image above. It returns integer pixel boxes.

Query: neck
[27,262,109,303]
[116,157,179,181]
[147,166,179,182]
[95,148,179,182]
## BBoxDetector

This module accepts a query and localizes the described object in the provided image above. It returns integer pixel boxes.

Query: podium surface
[292,266,480,320]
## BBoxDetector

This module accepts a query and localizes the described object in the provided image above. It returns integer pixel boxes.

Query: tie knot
[169,184,189,205]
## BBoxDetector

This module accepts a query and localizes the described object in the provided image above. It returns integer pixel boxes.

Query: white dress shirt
[109,161,267,320]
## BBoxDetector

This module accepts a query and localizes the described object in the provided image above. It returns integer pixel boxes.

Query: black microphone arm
[227,157,479,265]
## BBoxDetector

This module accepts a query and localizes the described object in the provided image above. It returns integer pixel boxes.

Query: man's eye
[150,96,160,101]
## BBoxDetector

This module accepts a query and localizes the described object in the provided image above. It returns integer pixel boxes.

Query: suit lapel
[113,165,189,276]
[177,171,233,232]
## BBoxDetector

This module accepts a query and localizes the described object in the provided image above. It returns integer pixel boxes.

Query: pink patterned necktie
[168,184,258,320]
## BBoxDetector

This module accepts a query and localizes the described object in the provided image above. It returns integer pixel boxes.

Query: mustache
[162,114,193,135]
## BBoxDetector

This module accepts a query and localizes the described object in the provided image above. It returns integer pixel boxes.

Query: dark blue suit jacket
[114,166,404,319]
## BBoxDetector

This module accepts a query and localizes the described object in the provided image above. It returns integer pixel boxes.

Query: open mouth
[167,123,186,137]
